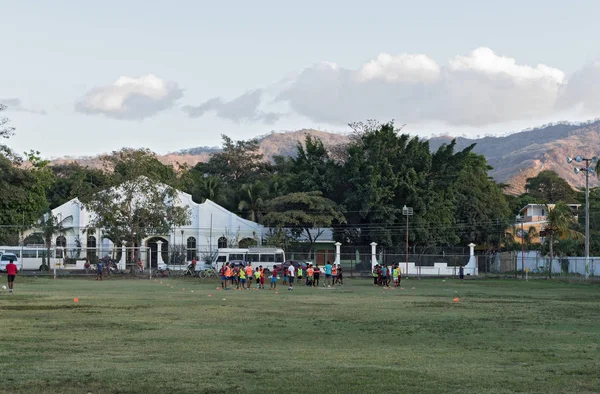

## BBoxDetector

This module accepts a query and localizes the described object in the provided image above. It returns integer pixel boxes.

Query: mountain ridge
[49,121,600,194]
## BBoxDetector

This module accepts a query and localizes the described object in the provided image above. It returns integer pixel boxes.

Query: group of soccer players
[372,264,402,287]
[218,261,344,291]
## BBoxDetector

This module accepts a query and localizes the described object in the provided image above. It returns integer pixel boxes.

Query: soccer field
[0,277,599,393]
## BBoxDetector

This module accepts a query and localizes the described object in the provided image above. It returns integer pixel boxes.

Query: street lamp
[516,215,525,279]
[402,205,413,277]
[567,155,598,280]
[181,229,185,263]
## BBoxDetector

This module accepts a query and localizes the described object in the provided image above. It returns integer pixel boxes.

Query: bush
[559,257,569,275]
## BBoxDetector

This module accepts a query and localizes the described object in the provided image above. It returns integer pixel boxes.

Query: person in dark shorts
[313,265,321,287]
[335,265,343,285]
[373,265,379,286]
[96,261,104,281]
[6,259,18,294]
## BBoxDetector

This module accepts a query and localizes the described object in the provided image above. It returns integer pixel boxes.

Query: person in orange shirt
[259,265,265,289]
[332,264,338,286]
[306,264,314,287]
[224,263,233,290]
[244,264,253,290]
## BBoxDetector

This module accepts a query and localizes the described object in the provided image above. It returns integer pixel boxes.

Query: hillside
[49,121,600,195]
[428,120,600,193]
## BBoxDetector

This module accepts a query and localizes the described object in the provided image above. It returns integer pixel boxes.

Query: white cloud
[180,47,600,128]
[182,89,281,124]
[357,53,440,83]
[276,47,573,126]
[557,62,600,114]
[75,74,183,120]
[0,98,46,115]
[448,47,565,83]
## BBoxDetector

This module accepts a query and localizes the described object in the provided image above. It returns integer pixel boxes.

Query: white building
[23,188,264,269]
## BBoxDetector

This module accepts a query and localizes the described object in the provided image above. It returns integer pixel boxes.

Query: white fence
[500,251,599,276]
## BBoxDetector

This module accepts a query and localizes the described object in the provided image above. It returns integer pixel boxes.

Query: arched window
[56,236,67,259]
[186,237,197,261]
[217,236,227,249]
[238,237,257,248]
[87,235,97,262]
[87,235,96,248]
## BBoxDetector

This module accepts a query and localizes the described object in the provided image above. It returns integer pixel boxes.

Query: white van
[0,252,22,272]
[210,247,285,273]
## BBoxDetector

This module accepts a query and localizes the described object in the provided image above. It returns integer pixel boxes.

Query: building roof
[518,203,581,214]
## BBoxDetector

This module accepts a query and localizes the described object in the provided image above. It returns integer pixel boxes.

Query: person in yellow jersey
[392,264,400,287]
[254,268,261,289]
[297,265,303,285]
[238,265,247,289]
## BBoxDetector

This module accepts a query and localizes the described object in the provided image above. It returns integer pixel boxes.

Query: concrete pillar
[370,242,378,270]
[156,240,166,268]
[334,242,341,266]
[118,241,127,270]
[464,242,478,276]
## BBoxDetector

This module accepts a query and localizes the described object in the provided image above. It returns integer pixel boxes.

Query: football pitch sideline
[0,277,599,393]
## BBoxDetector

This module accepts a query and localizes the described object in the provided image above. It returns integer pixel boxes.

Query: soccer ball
[1,285,6,290]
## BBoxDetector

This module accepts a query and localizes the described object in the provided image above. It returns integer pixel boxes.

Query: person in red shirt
[6,259,18,295]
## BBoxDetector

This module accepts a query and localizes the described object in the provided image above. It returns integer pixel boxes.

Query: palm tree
[35,211,71,272]
[524,226,539,251]
[543,202,583,279]
[237,183,265,223]
[192,176,226,204]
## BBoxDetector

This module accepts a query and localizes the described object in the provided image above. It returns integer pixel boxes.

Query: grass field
[0,276,599,394]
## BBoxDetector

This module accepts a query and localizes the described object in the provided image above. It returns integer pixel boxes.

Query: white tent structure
[22,187,264,270]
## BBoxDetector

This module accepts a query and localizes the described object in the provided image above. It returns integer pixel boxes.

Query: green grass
[1,277,599,393]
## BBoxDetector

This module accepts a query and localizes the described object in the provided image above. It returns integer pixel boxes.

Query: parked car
[0,253,22,272]
[228,260,246,269]
[194,262,215,272]
[273,260,308,272]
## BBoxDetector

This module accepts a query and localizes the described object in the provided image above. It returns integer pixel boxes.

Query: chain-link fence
[285,246,471,277]
[477,251,600,279]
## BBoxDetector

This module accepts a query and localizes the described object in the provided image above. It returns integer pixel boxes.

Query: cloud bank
[182,89,281,124]
[75,74,183,120]
[0,98,46,115]
[183,47,600,127]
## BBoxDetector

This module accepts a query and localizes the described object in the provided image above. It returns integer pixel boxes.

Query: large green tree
[339,121,431,246]
[79,149,191,269]
[204,135,266,184]
[262,191,346,258]
[0,104,18,161]
[0,107,54,244]
[46,162,109,209]
[525,170,576,203]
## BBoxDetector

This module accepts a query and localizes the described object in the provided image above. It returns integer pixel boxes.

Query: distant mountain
[428,120,600,194]
[169,129,349,159]
[49,121,600,195]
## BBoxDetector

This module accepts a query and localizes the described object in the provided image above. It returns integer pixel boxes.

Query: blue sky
[2,0,600,157]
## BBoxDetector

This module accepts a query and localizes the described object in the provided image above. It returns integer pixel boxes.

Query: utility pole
[521,219,524,279]
[567,155,597,280]
[402,205,413,277]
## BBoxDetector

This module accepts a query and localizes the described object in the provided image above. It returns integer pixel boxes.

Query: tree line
[0,105,592,257]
